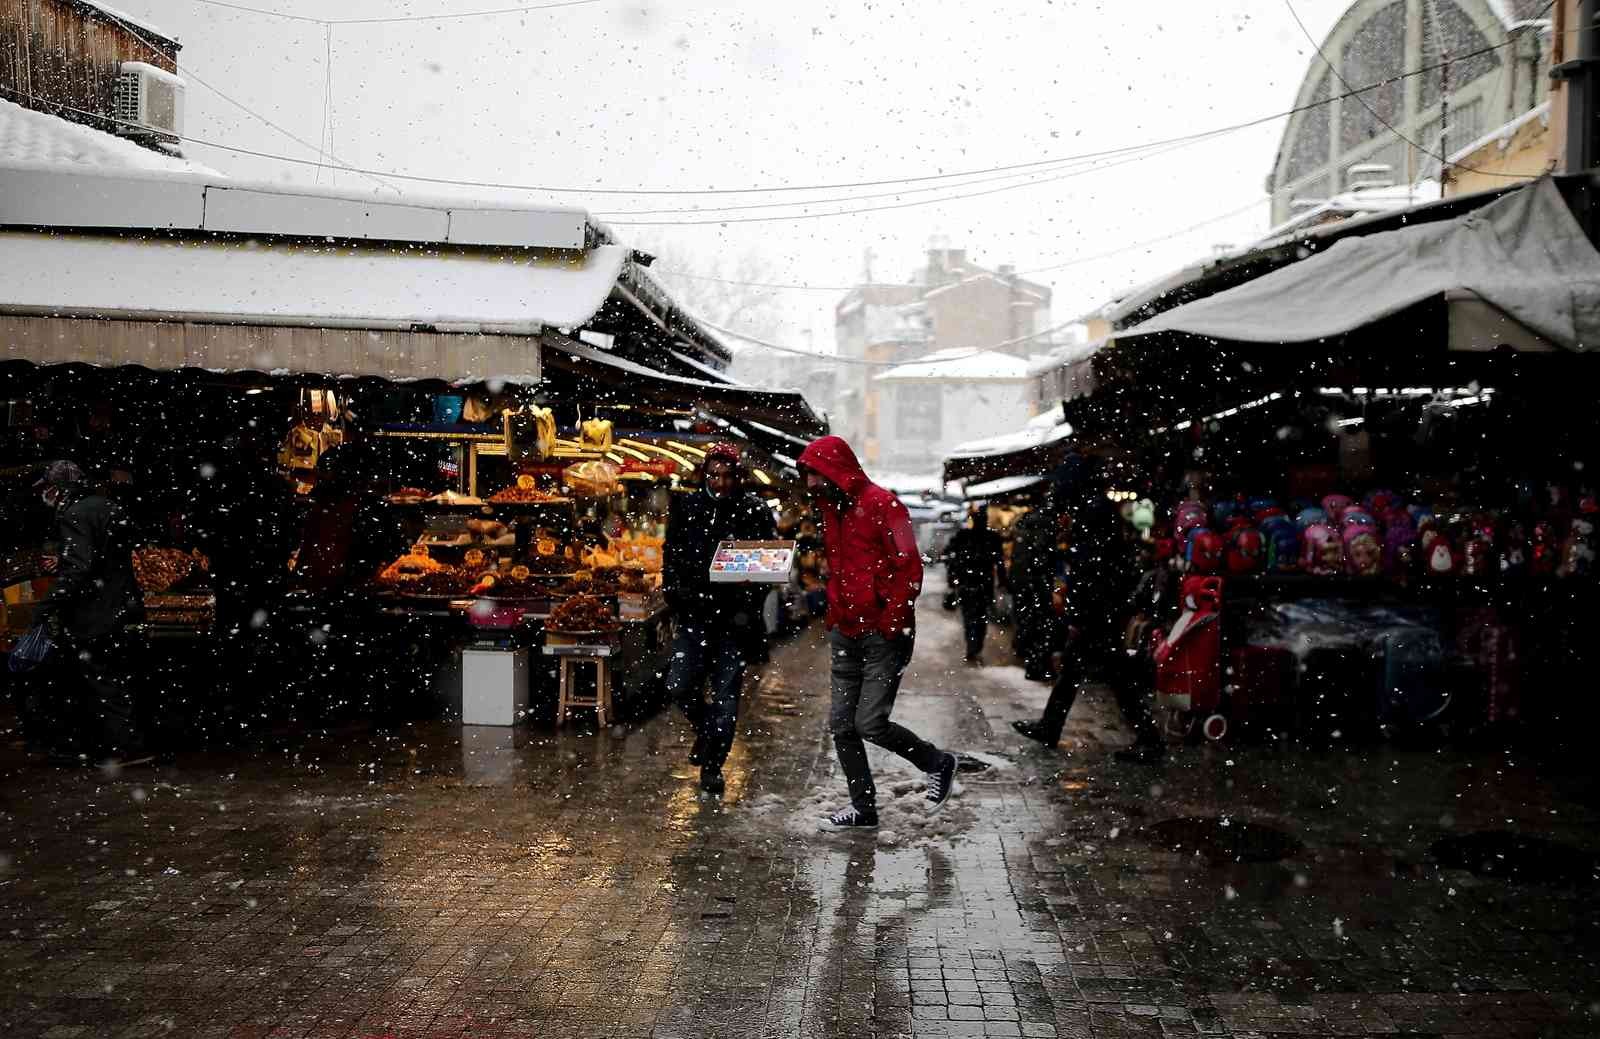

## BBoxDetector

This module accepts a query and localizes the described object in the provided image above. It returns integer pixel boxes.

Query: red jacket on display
[797,436,923,639]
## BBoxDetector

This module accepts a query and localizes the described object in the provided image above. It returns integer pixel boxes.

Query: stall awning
[964,474,1045,500]
[540,334,828,440]
[942,411,1072,484]
[0,230,626,335]
[1126,178,1600,352]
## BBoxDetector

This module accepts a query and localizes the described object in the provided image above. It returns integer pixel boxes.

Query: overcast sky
[121,0,1354,353]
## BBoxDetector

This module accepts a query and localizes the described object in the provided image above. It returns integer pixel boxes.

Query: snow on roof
[1257,179,1443,246]
[1446,100,1551,166]
[0,98,215,177]
[0,230,630,333]
[873,347,1035,382]
[80,0,178,43]
[0,162,589,251]
[866,471,961,497]
[1026,337,1103,375]
[946,416,1073,459]
[965,474,1044,499]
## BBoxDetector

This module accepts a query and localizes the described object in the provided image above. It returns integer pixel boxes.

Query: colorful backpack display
[1261,516,1301,573]
[1341,507,1377,532]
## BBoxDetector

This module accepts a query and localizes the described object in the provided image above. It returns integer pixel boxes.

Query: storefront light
[665,440,707,458]
[752,469,773,485]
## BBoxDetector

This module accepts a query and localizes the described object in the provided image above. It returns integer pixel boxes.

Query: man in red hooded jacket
[797,435,959,828]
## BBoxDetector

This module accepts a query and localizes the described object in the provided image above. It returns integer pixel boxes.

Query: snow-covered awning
[0,230,627,334]
[541,334,827,439]
[942,409,1073,484]
[1124,178,1600,353]
[964,474,1045,500]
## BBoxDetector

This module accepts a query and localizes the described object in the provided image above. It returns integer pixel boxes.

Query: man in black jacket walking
[662,444,776,794]
[944,507,1006,663]
[34,460,149,765]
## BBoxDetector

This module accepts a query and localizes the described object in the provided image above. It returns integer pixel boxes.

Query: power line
[699,317,1084,370]
[66,29,1540,202]
[1282,0,1554,181]
[180,0,608,26]
[651,196,1270,293]
[599,131,1227,226]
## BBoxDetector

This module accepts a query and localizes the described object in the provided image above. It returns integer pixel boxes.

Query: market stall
[1052,174,1600,745]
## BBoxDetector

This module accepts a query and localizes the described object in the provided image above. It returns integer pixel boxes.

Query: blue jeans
[828,630,944,812]
[665,621,747,771]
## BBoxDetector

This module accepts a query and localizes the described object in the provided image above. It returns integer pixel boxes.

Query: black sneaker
[699,767,724,795]
[822,805,878,829]
[926,752,958,811]
[1011,719,1057,747]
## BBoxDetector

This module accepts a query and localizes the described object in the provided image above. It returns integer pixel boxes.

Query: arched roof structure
[1267,0,1551,224]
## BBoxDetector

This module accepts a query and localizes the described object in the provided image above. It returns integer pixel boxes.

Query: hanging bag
[8,624,55,673]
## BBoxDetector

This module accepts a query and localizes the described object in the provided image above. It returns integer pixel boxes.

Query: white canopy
[0,232,628,334]
[1127,178,1600,353]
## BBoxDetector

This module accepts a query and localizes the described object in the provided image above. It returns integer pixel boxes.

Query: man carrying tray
[662,443,776,795]
[797,435,959,829]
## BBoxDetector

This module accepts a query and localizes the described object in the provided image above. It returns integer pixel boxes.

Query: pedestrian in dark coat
[662,443,776,794]
[797,435,958,829]
[33,460,149,764]
[944,507,1006,662]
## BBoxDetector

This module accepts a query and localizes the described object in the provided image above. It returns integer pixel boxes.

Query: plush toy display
[1321,494,1355,524]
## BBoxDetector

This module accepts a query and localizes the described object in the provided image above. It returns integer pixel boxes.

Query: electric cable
[652,196,1270,293]
[38,24,1546,202]
[178,0,607,25]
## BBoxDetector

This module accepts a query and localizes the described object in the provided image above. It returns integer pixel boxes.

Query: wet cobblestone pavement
[3,576,1598,1038]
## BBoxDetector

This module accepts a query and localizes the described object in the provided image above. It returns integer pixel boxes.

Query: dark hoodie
[797,435,922,639]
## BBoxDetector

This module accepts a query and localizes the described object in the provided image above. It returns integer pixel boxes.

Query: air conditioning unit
[113,62,185,141]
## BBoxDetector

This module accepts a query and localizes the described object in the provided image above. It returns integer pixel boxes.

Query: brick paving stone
[2,573,1598,1038]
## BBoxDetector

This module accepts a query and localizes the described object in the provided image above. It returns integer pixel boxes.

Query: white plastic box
[460,647,529,726]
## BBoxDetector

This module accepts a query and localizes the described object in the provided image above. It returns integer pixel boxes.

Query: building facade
[872,350,1037,477]
[1267,0,1553,225]
[833,247,1052,466]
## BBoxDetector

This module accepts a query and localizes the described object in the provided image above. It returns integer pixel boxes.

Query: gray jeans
[828,630,944,812]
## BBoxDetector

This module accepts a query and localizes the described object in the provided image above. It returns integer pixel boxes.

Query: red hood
[798,435,869,498]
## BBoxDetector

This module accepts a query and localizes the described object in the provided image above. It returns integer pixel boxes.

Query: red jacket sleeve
[877,495,923,637]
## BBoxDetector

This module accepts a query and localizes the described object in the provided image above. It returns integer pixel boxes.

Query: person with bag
[661,444,776,795]
[32,460,150,766]
[943,506,1007,663]
[797,435,959,829]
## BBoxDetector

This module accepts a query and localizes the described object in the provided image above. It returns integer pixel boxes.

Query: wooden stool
[554,652,613,728]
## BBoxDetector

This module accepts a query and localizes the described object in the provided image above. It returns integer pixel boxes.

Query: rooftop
[0,97,214,178]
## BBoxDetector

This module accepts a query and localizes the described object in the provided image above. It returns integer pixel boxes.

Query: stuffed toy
[1424,534,1459,576]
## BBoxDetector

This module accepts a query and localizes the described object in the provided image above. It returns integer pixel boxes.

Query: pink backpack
[1321,494,1354,524]
[1343,526,1381,576]
[1224,527,1265,575]
[1300,523,1343,576]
